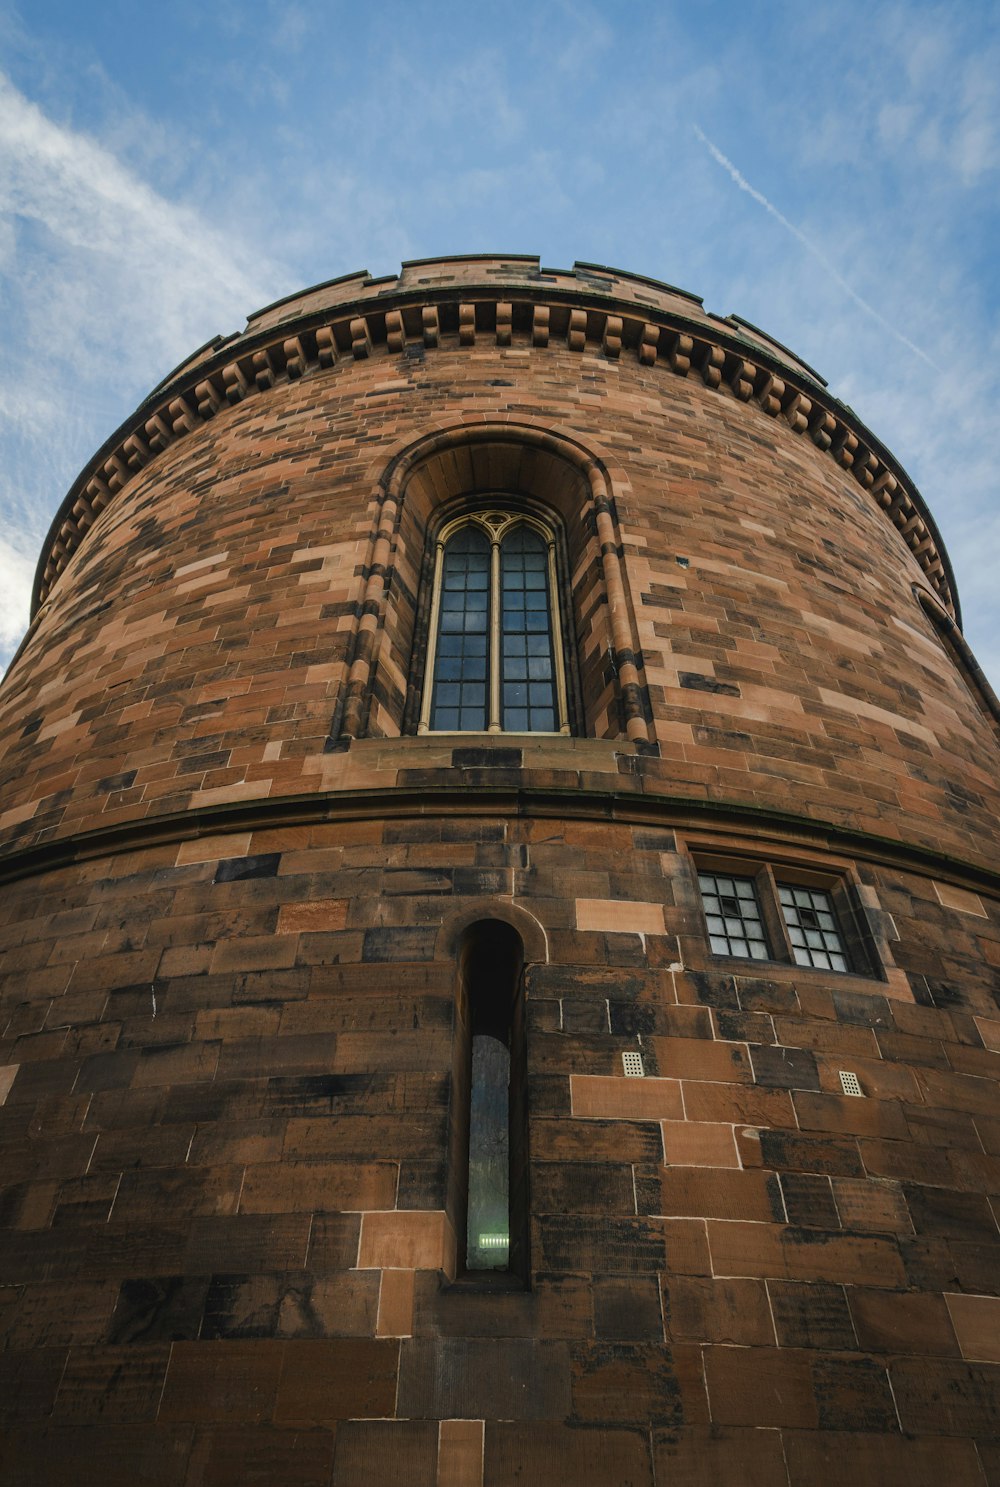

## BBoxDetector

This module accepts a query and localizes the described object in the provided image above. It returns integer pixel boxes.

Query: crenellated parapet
[32,255,958,622]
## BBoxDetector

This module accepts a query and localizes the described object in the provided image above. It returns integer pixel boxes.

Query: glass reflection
[466,1033,510,1269]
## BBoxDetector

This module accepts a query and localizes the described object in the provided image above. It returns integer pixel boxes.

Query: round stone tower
[1,256,998,1485]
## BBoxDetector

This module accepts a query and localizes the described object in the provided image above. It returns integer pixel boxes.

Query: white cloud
[0,73,290,669]
[0,533,34,662]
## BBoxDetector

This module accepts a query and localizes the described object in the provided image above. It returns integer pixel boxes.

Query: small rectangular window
[697,871,770,961]
[691,853,876,979]
[777,883,849,973]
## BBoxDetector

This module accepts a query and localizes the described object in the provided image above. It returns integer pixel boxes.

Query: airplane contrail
[693,125,937,370]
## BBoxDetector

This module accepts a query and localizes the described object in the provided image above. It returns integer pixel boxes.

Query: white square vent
[839,1070,864,1097]
[622,1051,645,1078]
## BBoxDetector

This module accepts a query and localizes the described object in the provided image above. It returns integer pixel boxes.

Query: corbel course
[32,276,959,624]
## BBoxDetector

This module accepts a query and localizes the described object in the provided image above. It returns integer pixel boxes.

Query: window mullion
[547,539,570,735]
[418,539,447,735]
[488,538,502,733]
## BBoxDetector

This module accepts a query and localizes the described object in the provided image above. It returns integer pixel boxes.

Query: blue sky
[1,0,998,689]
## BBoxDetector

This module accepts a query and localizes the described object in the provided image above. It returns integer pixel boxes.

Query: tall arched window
[418,510,570,735]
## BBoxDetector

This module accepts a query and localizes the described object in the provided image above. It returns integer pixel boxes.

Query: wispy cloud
[0,72,288,663]
[692,124,938,370]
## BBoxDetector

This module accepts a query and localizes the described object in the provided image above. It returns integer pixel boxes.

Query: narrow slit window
[451,920,529,1282]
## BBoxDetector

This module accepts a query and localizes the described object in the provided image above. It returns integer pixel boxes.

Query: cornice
[0,780,997,900]
[30,256,959,628]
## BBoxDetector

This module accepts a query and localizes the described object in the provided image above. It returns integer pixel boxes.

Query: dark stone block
[832,988,893,1027]
[562,1001,610,1035]
[214,854,281,883]
[361,928,436,962]
[537,1216,667,1275]
[683,969,740,1010]
[609,1001,658,1035]
[593,1277,664,1341]
[812,1357,900,1431]
[332,1420,437,1487]
[397,1338,571,1420]
[108,1276,210,1343]
[201,1274,283,1339]
[96,769,137,792]
[451,747,522,768]
[760,1130,864,1178]
[779,1173,841,1230]
[749,1044,820,1091]
[679,672,741,696]
[903,1184,999,1242]
[769,1281,855,1349]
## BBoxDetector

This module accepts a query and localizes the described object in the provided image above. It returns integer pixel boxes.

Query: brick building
[1,255,999,1484]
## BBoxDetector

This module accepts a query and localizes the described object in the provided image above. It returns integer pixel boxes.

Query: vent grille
[839,1070,864,1097]
[622,1051,644,1078]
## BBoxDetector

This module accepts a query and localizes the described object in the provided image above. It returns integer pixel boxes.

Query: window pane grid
[777,884,849,972]
[500,528,557,733]
[431,528,490,732]
[698,872,769,960]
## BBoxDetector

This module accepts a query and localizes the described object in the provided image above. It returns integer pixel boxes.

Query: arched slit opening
[450,918,530,1285]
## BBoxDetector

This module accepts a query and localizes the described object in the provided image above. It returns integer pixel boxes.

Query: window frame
[417,507,572,737]
[691,849,880,980]
[447,918,531,1289]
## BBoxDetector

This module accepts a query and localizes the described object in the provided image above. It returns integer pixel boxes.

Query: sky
[0,0,997,689]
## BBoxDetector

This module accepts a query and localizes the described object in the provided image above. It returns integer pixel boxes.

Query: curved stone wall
[0,258,998,1485]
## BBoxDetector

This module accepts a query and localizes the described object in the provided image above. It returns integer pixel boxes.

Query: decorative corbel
[103,453,130,492]
[638,323,659,367]
[602,315,623,359]
[222,360,251,404]
[667,331,692,376]
[194,379,222,418]
[316,325,338,367]
[123,431,151,471]
[495,302,512,347]
[350,317,372,359]
[872,470,898,509]
[809,406,836,451]
[726,355,755,401]
[252,349,276,389]
[532,305,550,347]
[459,305,476,346]
[853,447,877,489]
[782,389,811,433]
[421,306,439,348]
[168,396,200,437]
[567,308,586,352]
[694,340,724,388]
[755,372,785,418]
[282,336,308,378]
[830,422,858,470]
[385,312,406,355]
[144,413,173,453]
[85,475,112,512]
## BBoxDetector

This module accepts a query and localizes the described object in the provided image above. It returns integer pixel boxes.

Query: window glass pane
[431,527,490,731]
[777,884,849,973]
[500,526,558,732]
[467,1033,510,1270]
[698,872,770,960]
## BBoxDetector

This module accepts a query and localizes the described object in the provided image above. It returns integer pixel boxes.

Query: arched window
[449,919,530,1282]
[418,511,570,735]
